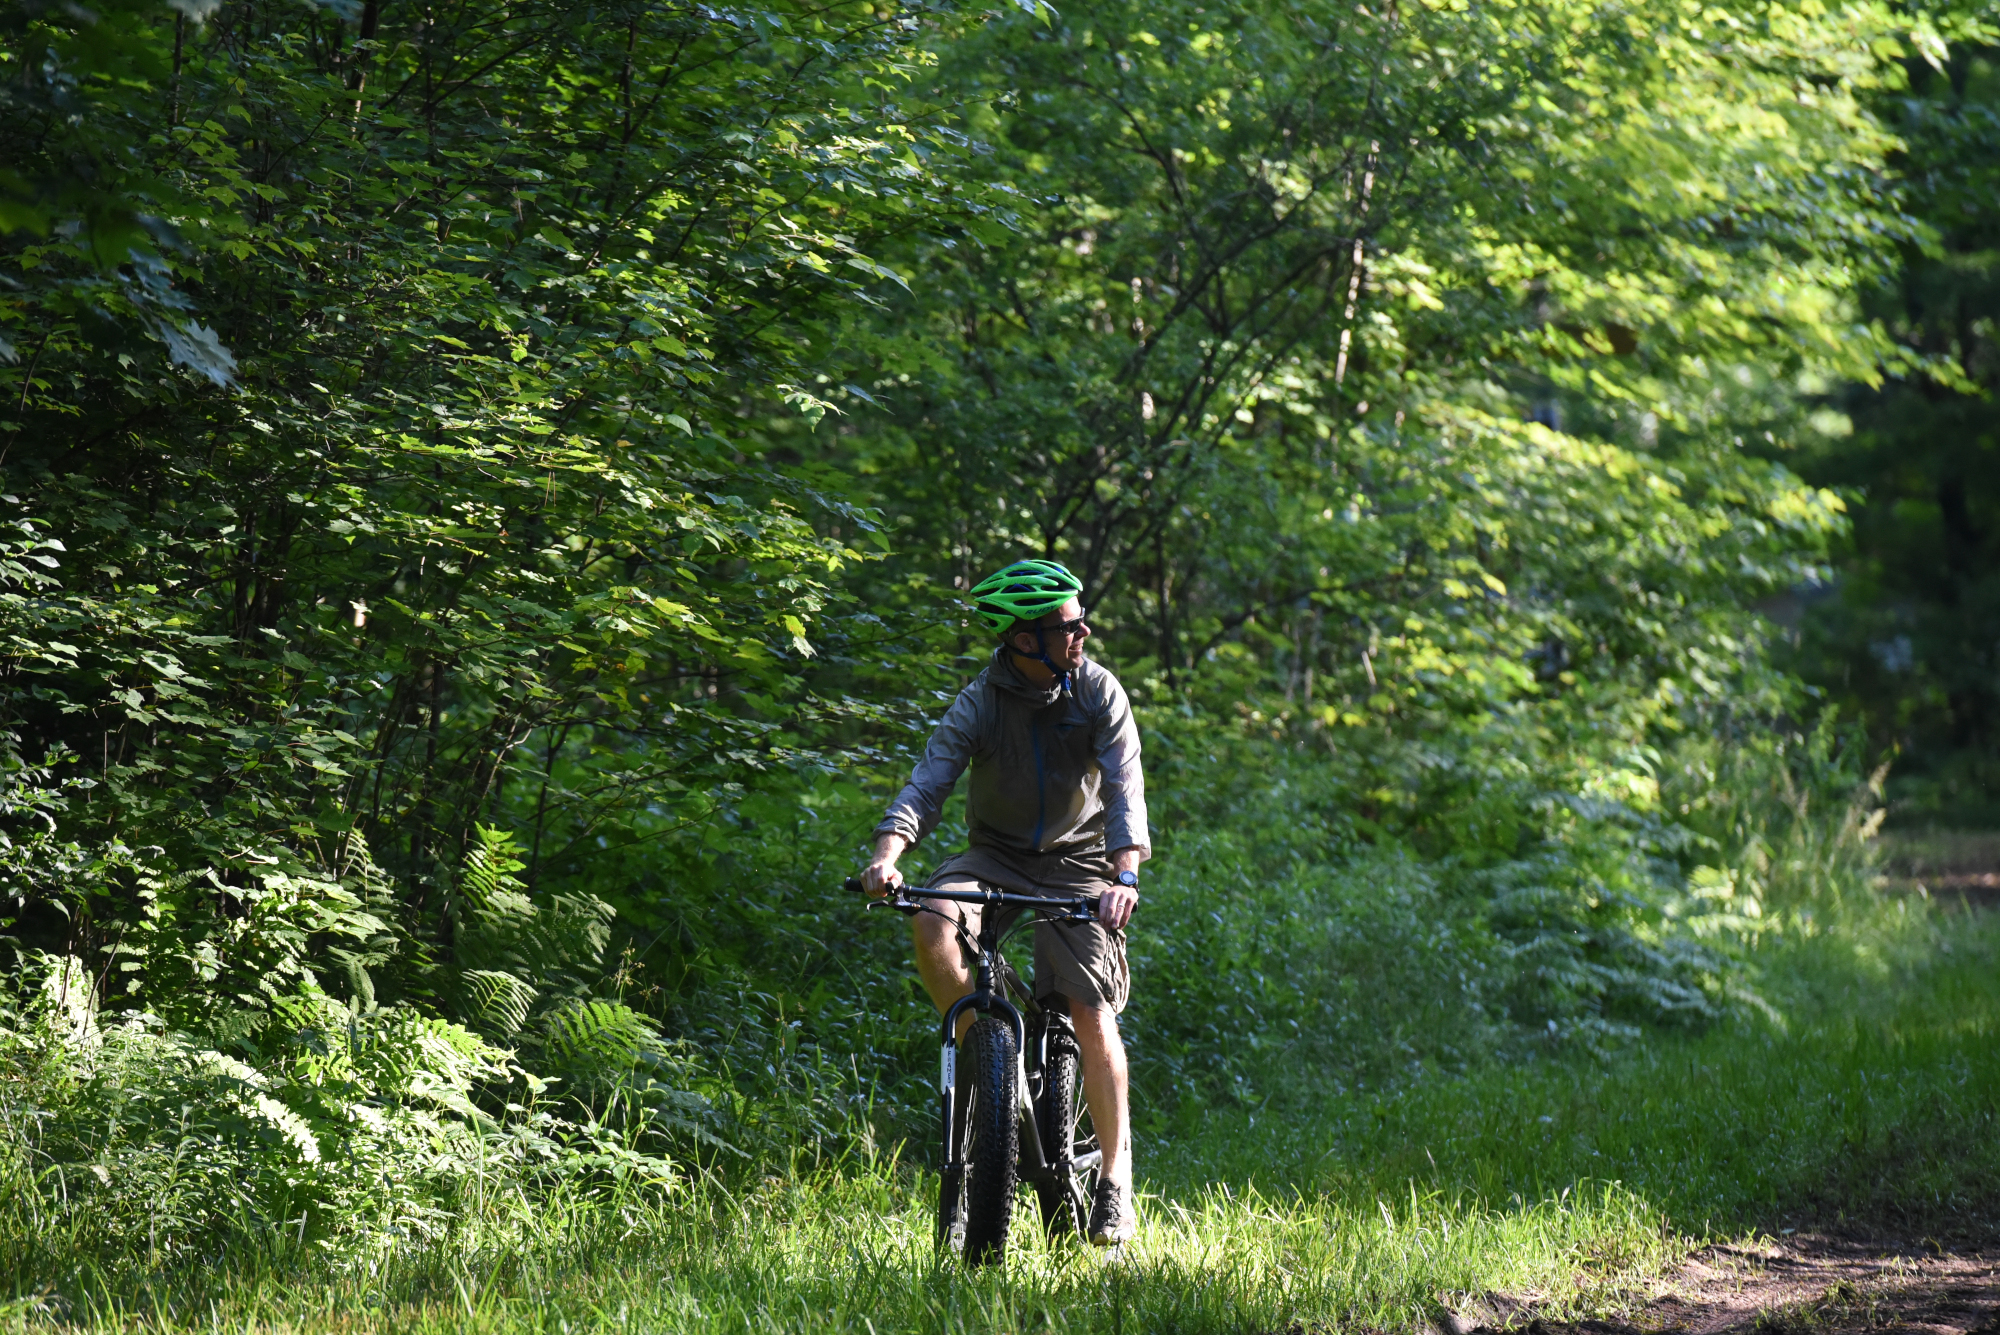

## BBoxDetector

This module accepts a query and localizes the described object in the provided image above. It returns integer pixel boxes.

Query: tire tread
[960,1017,1018,1264]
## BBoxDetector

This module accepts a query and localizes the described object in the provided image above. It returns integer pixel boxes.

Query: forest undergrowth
[4,884,1994,1335]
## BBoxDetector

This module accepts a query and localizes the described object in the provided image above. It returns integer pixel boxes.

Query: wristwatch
[1116,869,1139,889]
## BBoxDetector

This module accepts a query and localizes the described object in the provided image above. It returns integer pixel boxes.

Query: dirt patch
[1879,832,2000,909]
[1453,1235,2000,1335]
[1877,871,2000,911]
[1884,873,2000,910]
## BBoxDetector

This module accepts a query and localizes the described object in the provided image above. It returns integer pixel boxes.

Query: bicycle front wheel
[957,1016,1019,1265]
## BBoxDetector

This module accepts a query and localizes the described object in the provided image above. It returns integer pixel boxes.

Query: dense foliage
[0,0,1968,1267]
[1787,43,2000,827]
[0,0,984,1250]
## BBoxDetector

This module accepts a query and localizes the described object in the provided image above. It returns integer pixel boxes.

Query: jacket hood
[989,646,1069,708]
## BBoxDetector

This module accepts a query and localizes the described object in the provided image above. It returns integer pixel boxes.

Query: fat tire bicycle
[844,876,1103,1265]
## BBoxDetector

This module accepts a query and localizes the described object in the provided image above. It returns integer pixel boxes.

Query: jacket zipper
[1029,713,1047,851]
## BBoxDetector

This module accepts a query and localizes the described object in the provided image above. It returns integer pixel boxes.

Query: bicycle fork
[937,955,1026,1210]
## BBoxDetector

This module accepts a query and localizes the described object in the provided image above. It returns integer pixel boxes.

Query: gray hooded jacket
[873,650,1149,857]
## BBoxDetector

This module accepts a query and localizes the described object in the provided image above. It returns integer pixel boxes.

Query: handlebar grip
[843,876,866,894]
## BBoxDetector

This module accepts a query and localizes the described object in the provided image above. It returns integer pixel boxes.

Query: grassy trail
[9,908,1999,1335]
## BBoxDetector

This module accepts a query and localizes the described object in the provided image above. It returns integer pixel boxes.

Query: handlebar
[843,876,1097,922]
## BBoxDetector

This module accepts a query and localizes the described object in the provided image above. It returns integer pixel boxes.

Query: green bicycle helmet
[971,559,1083,635]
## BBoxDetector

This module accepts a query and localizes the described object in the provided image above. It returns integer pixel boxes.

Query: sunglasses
[1042,612,1090,639]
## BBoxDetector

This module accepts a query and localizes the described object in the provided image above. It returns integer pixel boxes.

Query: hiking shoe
[1087,1179,1135,1246]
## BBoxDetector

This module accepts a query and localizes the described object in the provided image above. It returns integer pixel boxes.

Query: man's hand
[861,833,908,898]
[1096,882,1137,932]
[1098,845,1145,932]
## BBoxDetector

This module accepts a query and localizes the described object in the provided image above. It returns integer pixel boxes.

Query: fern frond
[462,969,537,1037]
[541,999,656,1077]
[460,825,528,913]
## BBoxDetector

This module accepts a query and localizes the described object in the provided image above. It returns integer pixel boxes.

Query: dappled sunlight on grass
[5,915,1997,1335]
[4,1174,1680,1335]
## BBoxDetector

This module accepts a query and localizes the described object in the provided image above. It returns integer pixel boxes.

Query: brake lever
[853,881,921,914]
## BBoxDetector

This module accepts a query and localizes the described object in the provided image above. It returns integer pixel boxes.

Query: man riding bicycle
[861,558,1147,1246]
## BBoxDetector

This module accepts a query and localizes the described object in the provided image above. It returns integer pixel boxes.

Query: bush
[0,827,719,1268]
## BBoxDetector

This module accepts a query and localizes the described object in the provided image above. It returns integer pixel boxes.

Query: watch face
[1117,870,1138,887]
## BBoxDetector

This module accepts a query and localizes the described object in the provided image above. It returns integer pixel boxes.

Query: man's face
[1010,597,1089,670]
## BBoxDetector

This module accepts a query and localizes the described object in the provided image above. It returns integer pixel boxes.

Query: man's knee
[1070,999,1122,1045]
[913,904,970,960]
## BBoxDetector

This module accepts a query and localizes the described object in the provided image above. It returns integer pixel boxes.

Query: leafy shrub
[1118,709,1890,1113]
[1,955,498,1260]
[0,826,719,1267]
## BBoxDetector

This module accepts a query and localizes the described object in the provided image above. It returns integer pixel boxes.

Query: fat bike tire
[1033,1032,1088,1237]
[960,1016,1019,1265]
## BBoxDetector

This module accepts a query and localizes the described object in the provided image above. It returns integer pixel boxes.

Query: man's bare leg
[1071,1000,1132,1189]
[913,904,979,1041]
[871,833,981,1037]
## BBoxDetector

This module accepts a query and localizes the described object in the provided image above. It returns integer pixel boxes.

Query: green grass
[4,1173,1676,1335]
[7,907,1999,1335]
[1170,902,2000,1236]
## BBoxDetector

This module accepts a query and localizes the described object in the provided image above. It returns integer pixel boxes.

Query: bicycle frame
[927,886,1091,1200]
[846,877,1101,1241]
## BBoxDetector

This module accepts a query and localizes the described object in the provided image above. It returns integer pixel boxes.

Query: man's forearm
[874,832,910,864]
[1111,845,1146,875]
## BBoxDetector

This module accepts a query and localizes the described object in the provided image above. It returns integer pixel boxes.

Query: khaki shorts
[923,846,1130,1014]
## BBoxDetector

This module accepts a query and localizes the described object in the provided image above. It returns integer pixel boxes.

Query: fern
[442,826,724,1152]
[450,826,611,1007]
[462,969,538,1037]
[542,999,655,1076]
[459,823,531,915]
